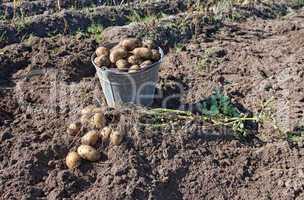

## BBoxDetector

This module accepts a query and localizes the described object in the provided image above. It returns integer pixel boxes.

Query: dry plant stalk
[57,0,62,11]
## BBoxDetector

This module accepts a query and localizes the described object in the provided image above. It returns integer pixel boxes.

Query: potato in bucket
[92,38,163,106]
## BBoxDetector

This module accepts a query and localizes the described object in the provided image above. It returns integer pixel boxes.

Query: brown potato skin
[96,46,110,57]
[100,127,112,142]
[140,60,153,68]
[77,145,100,161]
[116,59,129,70]
[110,48,128,63]
[90,113,105,129]
[120,38,142,51]
[110,131,124,145]
[151,49,161,61]
[67,122,81,136]
[128,65,140,73]
[81,130,99,145]
[142,39,156,49]
[94,55,110,68]
[81,105,95,115]
[132,47,152,60]
[66,151,81,169]
[128,55,142,65]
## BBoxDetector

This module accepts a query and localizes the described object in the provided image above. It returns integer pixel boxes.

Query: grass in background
[85,23,104,43]
[293,0,304,6]
[0,31,8,43]
[127,10,161,23]
[73,23,104,43]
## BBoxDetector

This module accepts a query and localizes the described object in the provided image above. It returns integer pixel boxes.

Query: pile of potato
[94,38,161,73]
[65,105,124,170]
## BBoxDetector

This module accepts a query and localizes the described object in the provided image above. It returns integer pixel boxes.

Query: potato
[128,65,140,73]
[81,105,95,115]
[80,114,90,125]
[100,126,112,142]
[119,38,142,51]
[143,39,156,49]
[67,122,81,136]
[110,130,124,145]
[77,145,100,161]
[90,112,105,129]
[132,47,152,60]
[94,55,110,68]
[116,59,129,70]
[66,151,81,169]
[151,49,161,61]
[95,46,110,57]
[140,60,153,68]
[92,107,103,114]
[81,130,99,145]
[110,47,128,63]
[128,55,142,65]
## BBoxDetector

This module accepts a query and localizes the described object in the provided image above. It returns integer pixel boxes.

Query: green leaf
[210,104,219,116]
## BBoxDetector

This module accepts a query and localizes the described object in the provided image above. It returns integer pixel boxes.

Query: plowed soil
[0,1,304,200]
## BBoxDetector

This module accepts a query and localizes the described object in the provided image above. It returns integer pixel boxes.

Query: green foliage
[0,31,8,43]
[87,23,104,43]
[287,126,304,143]
[0,10,6,21]
[198,89,240,117]
[197,89,254,138]
[143,89,259,139]
[293,0,304,6]
[174,43,184,53]
[127,10,160,23]
[13,17,30,32]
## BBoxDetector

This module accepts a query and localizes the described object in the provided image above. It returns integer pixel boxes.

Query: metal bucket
[92,47,164,107]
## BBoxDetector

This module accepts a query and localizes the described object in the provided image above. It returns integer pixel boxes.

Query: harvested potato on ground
[110,47,128,63]
[143,39,156,49]
[128,55,142,65]
[96,46,110,57]
[128,65,140,73]
[110,130,124,145]
[81,105,95,115]
[100,126,112,142]
[119,38,142,51]
[116,59,129,71]
[80,114,90,125]
[140,60,153,68]
[132,47,152,60]
[90,112,105,129]
[94,55,110,68]
[81,130,99,145]
[66,151,81,169]
[77,145,100,161]
[92,107,103,114]
[67,122,81,136]
[151,49,161,61]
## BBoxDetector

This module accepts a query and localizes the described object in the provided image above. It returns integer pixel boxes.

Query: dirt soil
[0,1,304,200]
